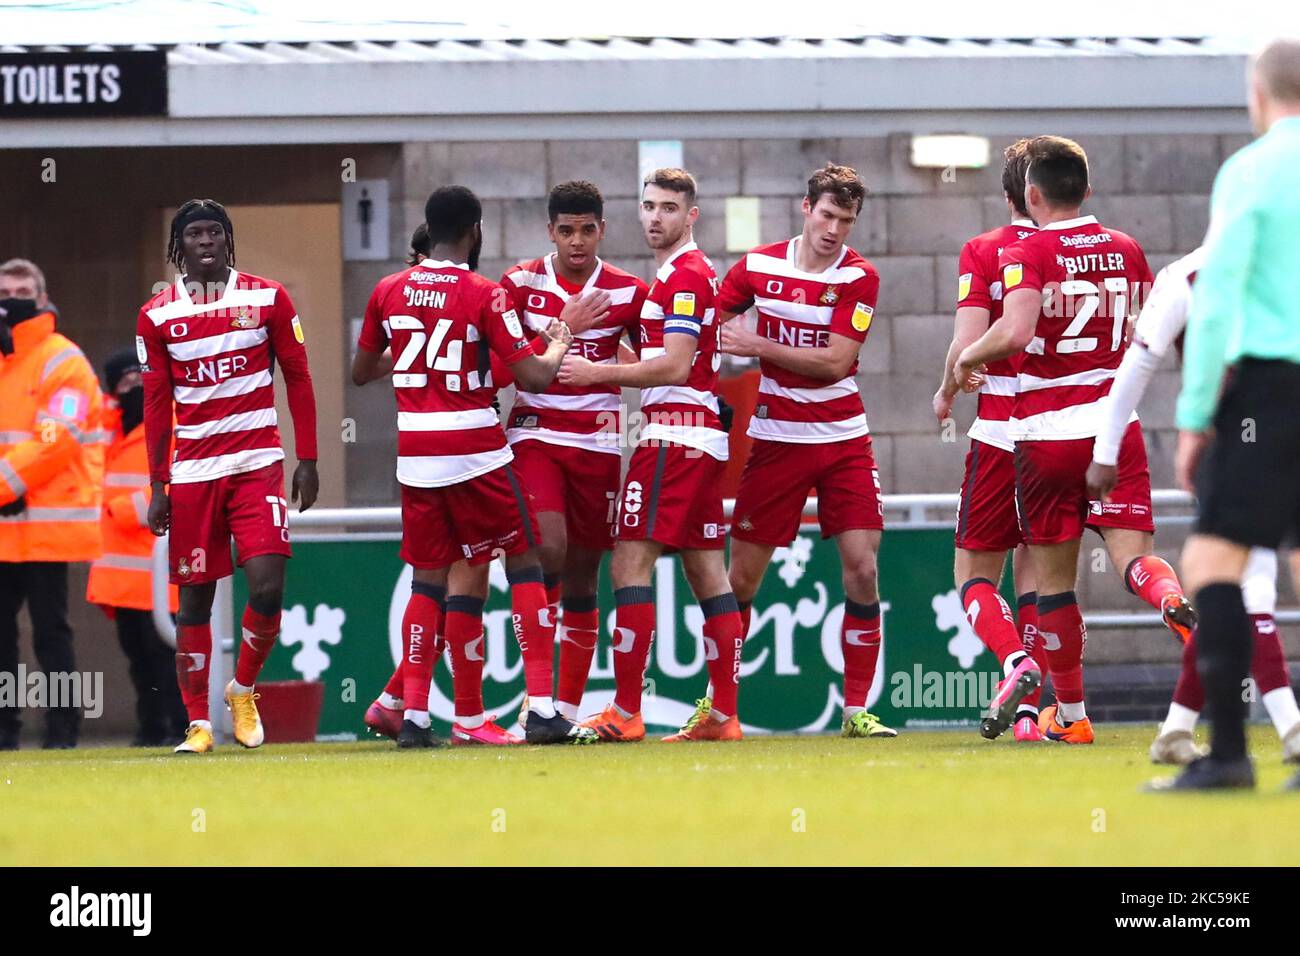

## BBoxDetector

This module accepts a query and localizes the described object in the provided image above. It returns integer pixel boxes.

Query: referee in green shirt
[1168,39,1300,792]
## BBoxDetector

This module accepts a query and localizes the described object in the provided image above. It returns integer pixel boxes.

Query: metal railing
[147,488,1294,739]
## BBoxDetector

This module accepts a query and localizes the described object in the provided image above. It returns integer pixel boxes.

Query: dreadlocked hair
[167,199,236,271]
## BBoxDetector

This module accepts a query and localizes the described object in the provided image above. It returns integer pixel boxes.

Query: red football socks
[1125,555,1184,612]
[175,618,212,722]
[961,578,1024,666]
[1038,591,1087,706]
[612,586,656,715]
[1172,631,1204,711]
[1250,614,1289,695]
[510,577,556,698]
[444,596,486,719]
[701,593,744,718]
[841,599,882,709]
[556,599,600,711]
[1016,592,1046,708]
[235,604,281,688]
[401,585,443,713]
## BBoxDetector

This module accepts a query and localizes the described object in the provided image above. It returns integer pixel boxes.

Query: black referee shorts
[1195,358,1300,549]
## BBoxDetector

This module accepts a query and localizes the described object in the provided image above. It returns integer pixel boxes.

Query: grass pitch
[3,725,1297,866]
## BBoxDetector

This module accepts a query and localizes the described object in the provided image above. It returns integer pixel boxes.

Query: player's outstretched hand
[558,290,611,334]
[1174,430,1211,495]
[147,487,170,536]
[292,459,319,513]
[720,321,763,358]
[932,387,955,424]
[558,353,598,386]
[1086,460,1118,501]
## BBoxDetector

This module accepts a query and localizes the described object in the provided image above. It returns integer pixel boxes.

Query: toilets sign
[1,51,167,118]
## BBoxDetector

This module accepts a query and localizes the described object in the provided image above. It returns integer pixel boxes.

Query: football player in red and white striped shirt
[559,168,745,743]
[716,164,896,740]
[499,181,649,720]
[138,200,319,755]
[955,136,1194,744]
[933,140,1048,742]
[353,185,596,747]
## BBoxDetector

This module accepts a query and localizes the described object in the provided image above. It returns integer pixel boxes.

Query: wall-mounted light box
[910,135,991,169]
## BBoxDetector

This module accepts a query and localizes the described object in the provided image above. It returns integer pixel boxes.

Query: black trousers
[0,561,79,743]
[115,607,187,742]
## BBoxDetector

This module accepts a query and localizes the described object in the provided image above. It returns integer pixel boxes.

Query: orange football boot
[662,712,742,742]
[579,704,646,742]
[1160,592,1197,645]
[1037,704,1095,744]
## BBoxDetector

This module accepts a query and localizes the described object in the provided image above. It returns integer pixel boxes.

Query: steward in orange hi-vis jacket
[87,348,185,745]
[0,259,105,750]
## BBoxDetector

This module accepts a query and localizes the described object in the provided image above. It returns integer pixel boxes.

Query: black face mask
[118,386,145,434]
[0,297,39,328]
[0,298,38,357]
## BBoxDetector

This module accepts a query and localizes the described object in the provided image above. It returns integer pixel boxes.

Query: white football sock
[528,696,556,718]
[1058,700,1087,723]
[556,701,578,720]
[613,702,634,719]
[710,709,730,722]
[403,709,431,728]
[378,692,401,710]
[1161,702,1199,735]
[1263,687,1300,738]
[843,705,865,718]
[230,679,253,696]
[189,720,212,731]
[1003,652,1028,677]
[458,712,485,730]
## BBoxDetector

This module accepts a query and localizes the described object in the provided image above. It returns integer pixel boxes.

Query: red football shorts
[400,463,539,569]
[1014,421,1154,546]
[955,439,1023,552]
[510,438,621,551]
[168,461,292,585]
[616,442,726,551]
[731,436,884,547]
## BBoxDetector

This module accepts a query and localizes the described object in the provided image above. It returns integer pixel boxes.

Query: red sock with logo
[702,593,745,718]
[402,584,443,713]
[175,618,212,723]
[235,603,281,687]
[613,586,656,715]
[1250,614,1289,695]
[556,598,600,710]
[1038,591,1087,708]
[841,599,882,709]
[444,596,486,719]
[1172,630,1204,710]
[510,571,555,698]
[1125,556,1184,612]
[1016,592,1047,708]
[961,578,1024,666]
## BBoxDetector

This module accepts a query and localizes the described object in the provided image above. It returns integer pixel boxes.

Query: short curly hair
[548,180,604,222]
